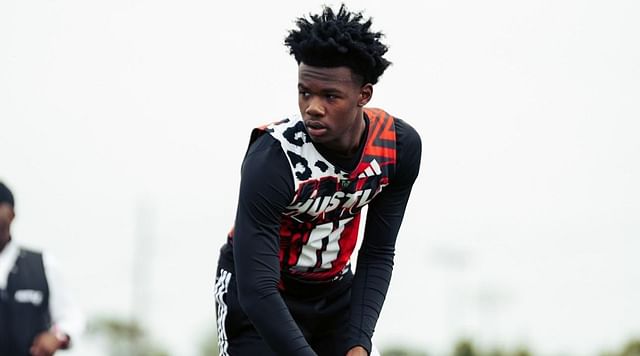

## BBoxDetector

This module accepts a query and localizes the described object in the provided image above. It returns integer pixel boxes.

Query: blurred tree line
[89,316,218,356]
[601,339,640,356]
[88,316,640,356]
[381,338,640,356]
[88,316,170,356]
[381,339,530,356]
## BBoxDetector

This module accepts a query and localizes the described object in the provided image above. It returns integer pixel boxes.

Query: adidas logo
[357,159,382,178]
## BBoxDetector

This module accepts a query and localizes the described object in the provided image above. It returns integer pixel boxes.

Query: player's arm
[232,134,317,356]
[346,119,422,354]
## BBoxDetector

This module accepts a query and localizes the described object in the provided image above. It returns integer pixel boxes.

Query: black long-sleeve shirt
[231,116,422,355]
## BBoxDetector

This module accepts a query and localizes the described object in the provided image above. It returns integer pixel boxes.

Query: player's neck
[331,113,366,158]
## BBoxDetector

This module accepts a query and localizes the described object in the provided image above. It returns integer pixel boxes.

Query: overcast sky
[1,1,639,355]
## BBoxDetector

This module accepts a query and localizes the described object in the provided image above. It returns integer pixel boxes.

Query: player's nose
[305,97,325,117]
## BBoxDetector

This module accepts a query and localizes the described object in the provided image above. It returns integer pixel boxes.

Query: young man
[214,5,421,356]
[0,182,84,356]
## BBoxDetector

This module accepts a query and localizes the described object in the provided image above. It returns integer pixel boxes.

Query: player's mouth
[305,120,328,137]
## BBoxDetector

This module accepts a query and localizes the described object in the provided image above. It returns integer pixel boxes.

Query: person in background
[0,181,85,356]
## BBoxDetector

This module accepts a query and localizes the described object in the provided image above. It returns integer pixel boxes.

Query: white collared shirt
[0,239,85,344]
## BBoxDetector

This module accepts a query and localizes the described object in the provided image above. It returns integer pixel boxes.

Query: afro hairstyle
[284,4,391,85]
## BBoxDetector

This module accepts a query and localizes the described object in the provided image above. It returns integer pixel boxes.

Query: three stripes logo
[357,159,383,178]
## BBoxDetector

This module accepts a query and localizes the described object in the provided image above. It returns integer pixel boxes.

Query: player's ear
[358,83,373,107]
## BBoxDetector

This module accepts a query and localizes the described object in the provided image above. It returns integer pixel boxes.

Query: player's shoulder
[242,125,292,180]
[247,130,280,153]
[366,107,421,149]
[389,115,422,184]
[392,117,421,144]
[240,121,296,200]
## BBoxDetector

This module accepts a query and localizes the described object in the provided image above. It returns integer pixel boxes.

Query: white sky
[1,1,639,355]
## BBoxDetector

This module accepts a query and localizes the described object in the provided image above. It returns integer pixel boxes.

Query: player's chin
[306,128,331,142]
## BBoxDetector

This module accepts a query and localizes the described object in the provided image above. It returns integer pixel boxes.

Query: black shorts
[214,247,354,356]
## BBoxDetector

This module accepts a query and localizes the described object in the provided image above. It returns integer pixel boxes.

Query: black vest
[0,248,51,356]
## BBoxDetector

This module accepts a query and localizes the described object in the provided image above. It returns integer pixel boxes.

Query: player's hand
[30,331,64,356]
[346,345,368,356]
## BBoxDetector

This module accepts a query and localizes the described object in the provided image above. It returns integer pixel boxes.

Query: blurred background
[1,0,639,355]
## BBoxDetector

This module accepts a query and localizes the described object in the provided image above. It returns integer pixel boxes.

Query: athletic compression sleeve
[346,118,422,353]
[232,134,318,356]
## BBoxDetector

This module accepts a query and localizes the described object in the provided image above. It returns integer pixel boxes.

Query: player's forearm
[233,252,316,355]
[345,173,415,353]
[236,287,317,356]
[346,243,395,353]
[233,230,316,355]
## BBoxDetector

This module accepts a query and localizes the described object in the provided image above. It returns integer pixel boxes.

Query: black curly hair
[284,4,391,85]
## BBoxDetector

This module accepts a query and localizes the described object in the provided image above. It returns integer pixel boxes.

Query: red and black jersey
[220,108,421,354]
[231,108,397,281]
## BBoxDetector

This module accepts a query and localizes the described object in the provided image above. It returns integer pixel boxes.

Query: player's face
[298,63,372,155]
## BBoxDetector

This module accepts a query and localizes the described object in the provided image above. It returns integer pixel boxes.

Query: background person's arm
[30,253,85,355]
